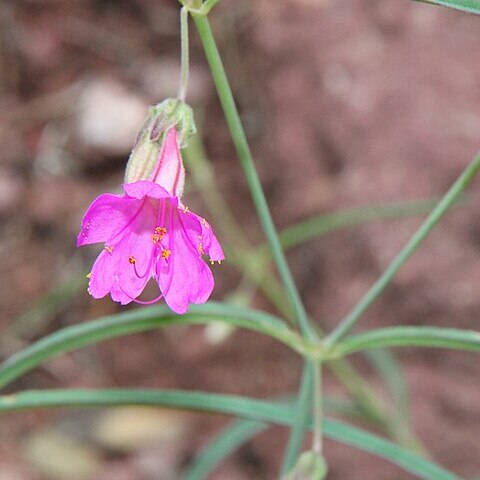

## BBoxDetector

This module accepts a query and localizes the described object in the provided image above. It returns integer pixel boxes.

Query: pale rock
[75,77,148,155]
[23,429,101,480]
[92,407,189,453]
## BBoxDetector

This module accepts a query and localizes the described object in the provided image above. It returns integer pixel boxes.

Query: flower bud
[284,452,328,480]
[124,99,196,192]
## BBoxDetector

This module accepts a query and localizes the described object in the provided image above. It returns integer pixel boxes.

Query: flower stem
[202,0,222,14]
[177,7,190,102]
[325,152,480,347]
[183,131,294,318]
[280,361,313,475]
[192,14,317,342]
[312,360,323,454]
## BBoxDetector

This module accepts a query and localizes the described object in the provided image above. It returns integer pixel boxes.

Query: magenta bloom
[77,181,224,313]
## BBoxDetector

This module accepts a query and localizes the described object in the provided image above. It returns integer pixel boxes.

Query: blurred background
[0,0,479,478]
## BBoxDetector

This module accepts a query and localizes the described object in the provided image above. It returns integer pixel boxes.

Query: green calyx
[148,98,197,148]
[124,98,196,183]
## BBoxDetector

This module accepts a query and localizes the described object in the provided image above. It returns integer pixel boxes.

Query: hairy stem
[177,7,190,101]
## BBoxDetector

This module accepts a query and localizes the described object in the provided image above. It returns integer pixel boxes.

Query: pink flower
[77,181,224,314]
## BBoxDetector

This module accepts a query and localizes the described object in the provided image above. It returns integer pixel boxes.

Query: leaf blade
[337,326,480,356]
[182,420,267,480]
[412,0,480,14]
[0,388,460,480]
[0,303,299,390]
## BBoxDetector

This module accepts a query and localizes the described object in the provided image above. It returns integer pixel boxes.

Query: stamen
[117,278,164,305]
[201,218,210,229]
[198,243,204,254]
[104,246,114,253]
[133,293,165,305]
[161,249,171,260]
[86,272,92,278]
[182,206,190,214]
[152,226,167,244]
[131,254,154,279]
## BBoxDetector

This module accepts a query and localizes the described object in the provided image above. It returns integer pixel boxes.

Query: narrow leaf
[336,326,480,356]
[182,396,365,480]
[0,388,460,480]
[412,0,480,14]
[278,198,449,251]
[182,420,267,480]
[365,349,410,423]
[0,303,300,390]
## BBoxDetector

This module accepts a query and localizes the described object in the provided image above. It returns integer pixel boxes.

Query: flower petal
[77,193,139,247]
[156,209,214,314]
[149,128,185,197]
[88,249,115,299]
[183,210,225,262]
[124,181,172,201]
[110,198,159,302]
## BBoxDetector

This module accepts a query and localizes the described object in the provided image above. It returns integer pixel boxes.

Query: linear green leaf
[182,420,267,480]
[336,326,480,356]
[412,0,480,14]
[281,361,314,474]
[0,303,300,391]
[182,396,366,480]
[0,388,460,480]
[278,198,448,251]
[365,349,410,423]
[325,153,480,346]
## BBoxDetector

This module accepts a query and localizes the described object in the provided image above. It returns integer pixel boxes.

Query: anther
[153,227,167,243]
[129,256,137,264]
[104,246,114,253]
[198,243,204,254]
[161,249,171,260]
[86,272,92,279]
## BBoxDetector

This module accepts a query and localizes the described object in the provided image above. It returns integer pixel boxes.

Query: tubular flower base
[77,181,224,314]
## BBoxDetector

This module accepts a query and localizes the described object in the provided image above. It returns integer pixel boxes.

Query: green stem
[178,7,190,102]
[203,0,223,14]
[312,360,323,454]
[183,132,294,318]
[184,122,422,450]
[325,153,480,346]
[192,14,317,341]
[281,362,313,475]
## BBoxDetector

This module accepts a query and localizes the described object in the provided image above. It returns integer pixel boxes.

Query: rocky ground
[0,0,479,478]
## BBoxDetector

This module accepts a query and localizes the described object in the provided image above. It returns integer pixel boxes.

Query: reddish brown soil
[0,0,479,479]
